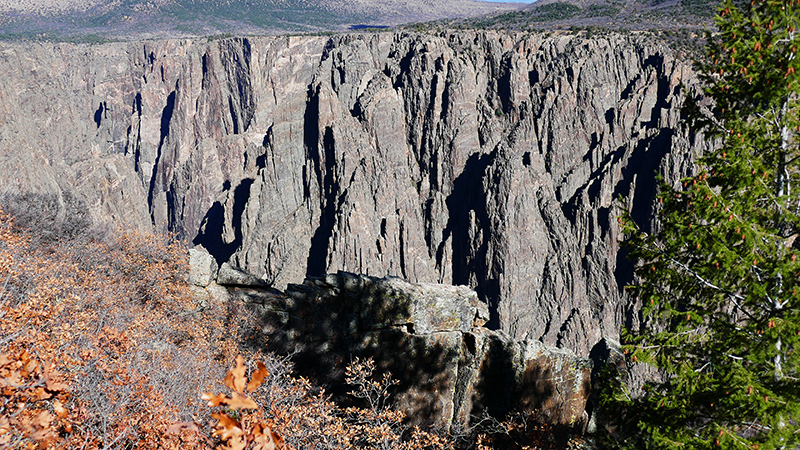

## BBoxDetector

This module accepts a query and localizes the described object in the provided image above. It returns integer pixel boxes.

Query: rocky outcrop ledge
[190,249,592,431]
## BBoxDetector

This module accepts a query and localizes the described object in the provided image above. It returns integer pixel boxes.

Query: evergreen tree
[605,1,800,448]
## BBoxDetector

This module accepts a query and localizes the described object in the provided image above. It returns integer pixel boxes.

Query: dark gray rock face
[0,31,707,357]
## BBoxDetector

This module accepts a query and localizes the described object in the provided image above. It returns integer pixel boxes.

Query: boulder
[216,261,269,287]
[188,247,218,287]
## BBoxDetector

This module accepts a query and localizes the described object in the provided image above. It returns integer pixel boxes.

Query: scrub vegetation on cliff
[0,196,582,449]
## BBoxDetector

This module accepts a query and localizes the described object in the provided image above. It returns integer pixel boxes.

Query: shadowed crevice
[147,89,177,225]
[497,52,515,114]
[643,54,670,130]
[94,101,105,128]
[193,178,254,267]
[613,128,674,328]
[437,150,501,328]
[306,124,338,277]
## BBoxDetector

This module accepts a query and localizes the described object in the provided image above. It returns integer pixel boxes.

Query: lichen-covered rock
[245,271,591,430]
[188,247,218,286]
[298,271,489,333]
[216,261,269,287]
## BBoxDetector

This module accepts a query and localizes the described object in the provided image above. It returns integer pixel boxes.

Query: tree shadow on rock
[245,272,457,427]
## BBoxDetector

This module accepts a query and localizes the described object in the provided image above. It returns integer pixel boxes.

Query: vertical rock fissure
[130,93,143,172]
[229,96,240,134]
[148,89,176,225]
[439,150,499,326]
[399,220,407,279]
[223,38,255,134]
[306,126,338,277]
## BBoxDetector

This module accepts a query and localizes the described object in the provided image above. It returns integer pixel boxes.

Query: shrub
[0,202,574,449]
[0,192,95,244]
[0,204,226,448]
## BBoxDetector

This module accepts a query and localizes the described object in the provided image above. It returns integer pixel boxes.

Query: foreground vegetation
[0,196,579,449]
[604,0,800,448]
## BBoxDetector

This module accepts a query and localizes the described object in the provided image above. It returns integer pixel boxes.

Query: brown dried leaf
[226,392,258,410]
[33,387,51,400]
[211,412,244,441]
[53,400,68,419]
[44,376,68,393]
[224,355,248,393]
[4,369,23,386]
[270,429,286,449]
[18,349,31,366]
[247,362,269,392]
[251,425,276,450]
[166,421,200,434]
[252,423,267,438]
[222,435,247,450]
[34,410,54,428]
[23,357,38,377]
[202,392,228,407]
[252,424,284,450]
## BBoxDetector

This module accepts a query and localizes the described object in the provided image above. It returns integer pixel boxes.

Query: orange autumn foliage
[0,204,225,448]
[0,200,572,450]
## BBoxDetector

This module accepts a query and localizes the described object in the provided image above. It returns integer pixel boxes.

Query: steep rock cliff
[0,31,707,356]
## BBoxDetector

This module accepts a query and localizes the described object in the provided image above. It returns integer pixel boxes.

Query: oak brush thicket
[0,202,231,449]
[0,202,566,449]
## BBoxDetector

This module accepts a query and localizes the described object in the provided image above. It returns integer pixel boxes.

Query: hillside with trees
[0,0,520,41]
[425,0,718,32]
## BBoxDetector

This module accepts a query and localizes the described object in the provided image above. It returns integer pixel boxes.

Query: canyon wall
[0,31,707,356]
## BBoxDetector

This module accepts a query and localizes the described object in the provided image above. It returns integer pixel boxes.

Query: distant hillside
[440,0,718,31]
[0,0,523,40]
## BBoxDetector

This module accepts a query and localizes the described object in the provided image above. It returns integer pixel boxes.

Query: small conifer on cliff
[605,0,800,449]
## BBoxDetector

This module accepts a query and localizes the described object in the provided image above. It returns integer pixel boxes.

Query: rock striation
[193,260,592,431]
[0,30,709,357]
